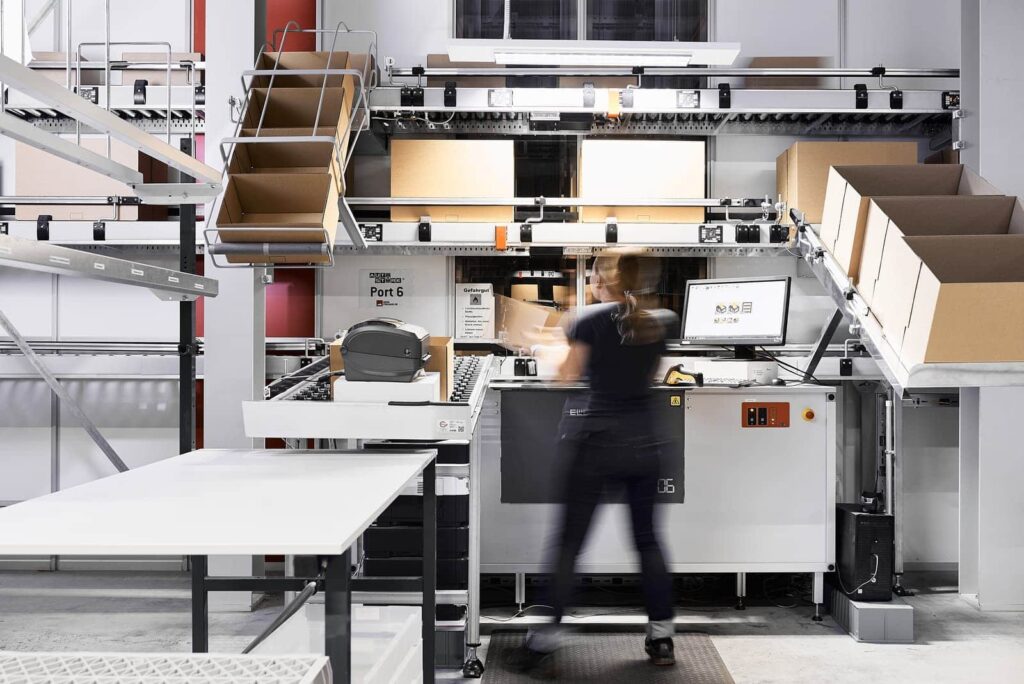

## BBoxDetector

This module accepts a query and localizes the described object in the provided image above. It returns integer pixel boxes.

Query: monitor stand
[733,345,756,360]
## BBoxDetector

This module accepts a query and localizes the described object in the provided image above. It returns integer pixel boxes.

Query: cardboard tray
[860,195,1024,306]
[875,235,1024,365]
[216,172,339,244]
[819,164,1001,281]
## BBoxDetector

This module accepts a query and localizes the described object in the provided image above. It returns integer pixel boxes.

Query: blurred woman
[510,252,678,674]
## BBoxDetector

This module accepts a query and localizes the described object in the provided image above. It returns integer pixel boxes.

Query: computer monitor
[680,276,790,357]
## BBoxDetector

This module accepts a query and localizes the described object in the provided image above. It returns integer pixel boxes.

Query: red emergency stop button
[802,408,815,421]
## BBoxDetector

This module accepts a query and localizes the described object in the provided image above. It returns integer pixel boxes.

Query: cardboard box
[777,141,918,226]
[390,139,515,222]
[744,56,830,89]
[241,87,347,132]
[426,337,455,402]
[579,139,705,223]
[873,235,1024,366]
[510,284,540,302]
[426,54,506,88]
[30,52,104,85]
[15,137,141,221]
[252,51,369,117]
[117,52,202,86]
[216,172,339,265]
[819,164,999,281]
[859,196,1023,305]
[495,295,564,352]
[329,334,454,401]
[552,285,571,306]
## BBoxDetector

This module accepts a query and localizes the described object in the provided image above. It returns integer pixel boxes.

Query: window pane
[456,0,578,40]
[587,0,707,42]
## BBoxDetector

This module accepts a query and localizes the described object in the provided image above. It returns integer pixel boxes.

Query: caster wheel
[735,600,746,611]
[462,658,485,678]
[812,614,823,622]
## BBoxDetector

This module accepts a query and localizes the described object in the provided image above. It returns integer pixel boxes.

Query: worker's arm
[558,341,589,384]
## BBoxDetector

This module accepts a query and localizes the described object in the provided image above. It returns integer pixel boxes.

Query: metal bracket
[718,83,731,109]
[133,79,148,105]
[401,86,424,107]
[0,308,128,473]
[889,89,903,110]
[36,215,51,241]
[854,83,868,109]
[92,221,106,241]
[418,218,432,243]
[605,219,618,244]
[804,308,846,383]
[0,222,7,235]
[519,224,533,243]
[582,82,595,108]
[195,84,206,105]
[444,81,457,107]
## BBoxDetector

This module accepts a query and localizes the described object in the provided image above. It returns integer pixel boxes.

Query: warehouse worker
[509,251,677,675]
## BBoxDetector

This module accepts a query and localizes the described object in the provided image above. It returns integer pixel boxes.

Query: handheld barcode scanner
[663,365,704,387]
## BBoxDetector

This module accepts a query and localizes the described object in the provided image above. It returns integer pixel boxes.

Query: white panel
[0,379,51,502]
[57,379,178,489]
[846,0,960,89]
[56,251,178,340]
[959,387,979,595]
[324,0,449,70]
[321,254,449,337]
[55,0,191,56]
[0,269,54,339]
[901,405,959,564]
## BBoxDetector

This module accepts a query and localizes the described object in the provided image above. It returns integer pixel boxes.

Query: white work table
[0,448,439,684]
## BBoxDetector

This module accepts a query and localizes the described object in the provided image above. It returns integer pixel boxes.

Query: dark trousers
[546,438,674,625]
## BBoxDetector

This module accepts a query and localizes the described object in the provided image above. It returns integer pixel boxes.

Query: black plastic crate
[376,495,469,527]
[363,526,469,559]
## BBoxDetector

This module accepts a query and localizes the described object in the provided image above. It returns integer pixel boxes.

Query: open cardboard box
[873,235,1024,366]
[216,172,339,265]
[860,195,1024,306]
[495,295,565,352]
[578,139,705,223]
[241,87,347,132]
[390,139,515,222]
[819,164,1002,281]
[777,141,917,225]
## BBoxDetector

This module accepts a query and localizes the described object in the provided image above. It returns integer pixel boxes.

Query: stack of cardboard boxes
[818,164,1024,367]
[215,51,370,264]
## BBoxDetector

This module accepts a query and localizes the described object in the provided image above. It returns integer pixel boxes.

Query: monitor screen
[681,277,790,345]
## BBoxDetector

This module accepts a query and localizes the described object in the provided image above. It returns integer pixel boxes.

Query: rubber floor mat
[482,631,735,683]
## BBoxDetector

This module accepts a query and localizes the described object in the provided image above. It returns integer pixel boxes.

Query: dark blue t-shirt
[561,303,669,443]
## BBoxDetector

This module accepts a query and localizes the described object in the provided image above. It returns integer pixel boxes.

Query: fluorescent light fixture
[448,39,740,68]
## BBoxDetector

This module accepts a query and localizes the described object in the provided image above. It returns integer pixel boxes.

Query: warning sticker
[438,419,467,434]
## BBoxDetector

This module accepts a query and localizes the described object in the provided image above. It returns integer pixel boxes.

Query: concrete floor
[0,571,1021,683]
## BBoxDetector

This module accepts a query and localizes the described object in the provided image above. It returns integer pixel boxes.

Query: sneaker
[644,636,676,666]
[505,645,558,678]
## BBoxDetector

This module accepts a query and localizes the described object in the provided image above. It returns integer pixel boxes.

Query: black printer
[341,318,430,382]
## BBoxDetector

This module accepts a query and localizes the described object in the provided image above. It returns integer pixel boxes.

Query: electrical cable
[481,604,555,622]
[757,346,823,385]
[837,553,879,597]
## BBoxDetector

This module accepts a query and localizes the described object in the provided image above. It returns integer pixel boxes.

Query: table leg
[423,461,436,684]
[324,551,352,683]
[190,555,208,653]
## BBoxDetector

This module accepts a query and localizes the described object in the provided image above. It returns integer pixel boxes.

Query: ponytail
[595,251,669,346]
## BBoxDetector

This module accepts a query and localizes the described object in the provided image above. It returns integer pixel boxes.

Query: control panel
[741,401,791,428]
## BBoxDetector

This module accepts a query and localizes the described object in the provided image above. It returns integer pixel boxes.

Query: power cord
[757,346,823,385]
[837,553,879,597]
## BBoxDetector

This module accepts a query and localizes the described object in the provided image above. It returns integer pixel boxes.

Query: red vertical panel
[266,0,317,51]
[193,0,206,54]
[266,269,316,338]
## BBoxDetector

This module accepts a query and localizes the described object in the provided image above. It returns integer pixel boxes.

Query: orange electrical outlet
[741,402,791,428]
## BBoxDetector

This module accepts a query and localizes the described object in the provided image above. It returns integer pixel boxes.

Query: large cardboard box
[14,137,146,221]
[859,196,1024,305]
[495,295,564,352]
[744,56,831,89]
[390,139,515,222]
[777,141,918,226]
[579,139,705,223]
[872,235,1024,366]
[241,87,347,132]
[819,164,999,281]
[426,54,506,88]
[31,52,104,85]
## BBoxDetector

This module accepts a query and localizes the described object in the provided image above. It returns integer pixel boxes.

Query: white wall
[24,0,192,56]
[327,0,449,71]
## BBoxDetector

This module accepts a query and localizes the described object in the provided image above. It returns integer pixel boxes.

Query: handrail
[389,66,960,79]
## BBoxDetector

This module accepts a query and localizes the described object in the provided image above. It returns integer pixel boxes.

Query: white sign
[359,269,412,310]
[438,419,467,435]
[456,283,495,339]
